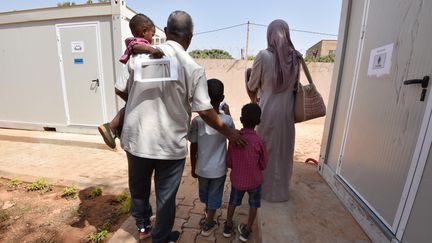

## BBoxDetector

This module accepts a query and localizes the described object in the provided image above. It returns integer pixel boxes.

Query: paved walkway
[0,128,371,243]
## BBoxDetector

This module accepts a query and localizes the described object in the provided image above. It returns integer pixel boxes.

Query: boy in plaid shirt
[223,103,268,242]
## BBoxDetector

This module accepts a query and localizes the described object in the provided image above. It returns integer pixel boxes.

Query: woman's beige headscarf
[267,19,301,93]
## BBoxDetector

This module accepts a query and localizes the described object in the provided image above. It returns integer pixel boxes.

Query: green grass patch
[89,187,103,199]
[9,177,22,187]
[27,177,50,192]
[86,220,111,242]
[116,191,129,203]
[61,185,77,198]
[0,211,10,222]
[117,191,130,215]
[86,229,108,243]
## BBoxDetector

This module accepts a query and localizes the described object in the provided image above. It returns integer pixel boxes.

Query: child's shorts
[228,185,262,208]
[198,175,226,209]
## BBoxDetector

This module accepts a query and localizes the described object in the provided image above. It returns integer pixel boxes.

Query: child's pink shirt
[119,37,150,64]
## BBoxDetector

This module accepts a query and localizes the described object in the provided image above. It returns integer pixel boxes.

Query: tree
[247,55,256,60]
[317,54,335,63]
[189,49,233,59]
[304,54,335,63]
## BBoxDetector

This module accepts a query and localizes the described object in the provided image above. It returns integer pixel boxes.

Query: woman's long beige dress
[248,49,296,202]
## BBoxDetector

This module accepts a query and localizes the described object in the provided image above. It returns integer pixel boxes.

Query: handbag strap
[299,57,314,85]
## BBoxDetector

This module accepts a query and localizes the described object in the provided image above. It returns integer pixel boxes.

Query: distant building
[306,40,337,59]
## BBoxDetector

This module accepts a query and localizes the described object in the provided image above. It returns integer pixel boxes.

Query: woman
[246,19,301,202]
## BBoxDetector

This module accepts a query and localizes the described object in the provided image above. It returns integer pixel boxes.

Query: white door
[57,23,106,126]
[338,0,432,235]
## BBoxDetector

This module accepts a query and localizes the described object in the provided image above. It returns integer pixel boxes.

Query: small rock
[2,201,15,210]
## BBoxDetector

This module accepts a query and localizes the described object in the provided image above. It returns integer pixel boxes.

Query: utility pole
[245,21,250,69]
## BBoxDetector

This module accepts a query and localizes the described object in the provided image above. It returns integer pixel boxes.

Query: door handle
[403,76,429,88]
[403,76,429,101]
[92,78,100,87]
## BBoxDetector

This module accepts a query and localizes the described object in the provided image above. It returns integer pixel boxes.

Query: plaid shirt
[227,128,268,190]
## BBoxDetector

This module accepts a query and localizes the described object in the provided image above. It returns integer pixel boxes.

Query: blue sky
[0,0,342,59]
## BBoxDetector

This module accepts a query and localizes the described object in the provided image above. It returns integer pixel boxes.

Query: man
[117,10,244,243]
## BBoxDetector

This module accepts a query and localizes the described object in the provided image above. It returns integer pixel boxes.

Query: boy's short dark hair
[241,103,261,127]
[129,13,154,36]
[207,79,224,104]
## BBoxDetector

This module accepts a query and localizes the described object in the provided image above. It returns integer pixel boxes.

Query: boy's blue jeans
[198,175,226,209]
[229,185,262,208]
[127,152,185,243]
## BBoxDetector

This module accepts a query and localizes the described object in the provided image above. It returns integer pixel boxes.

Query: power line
[193,22,337,37]
[194,23,247,35]
[250,23,337,37]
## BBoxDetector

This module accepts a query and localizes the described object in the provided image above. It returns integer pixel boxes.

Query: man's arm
[132,44,165,58]
[246,81,259,103]
[197,109,246,146]
[115,88,128,102]
[190,142,198,178]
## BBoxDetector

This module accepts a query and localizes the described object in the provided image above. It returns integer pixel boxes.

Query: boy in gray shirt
[189,78,234,236]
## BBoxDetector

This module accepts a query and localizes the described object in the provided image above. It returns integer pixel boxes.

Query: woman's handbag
[294,58,326,123]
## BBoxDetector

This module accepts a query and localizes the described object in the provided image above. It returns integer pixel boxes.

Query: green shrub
[89,187,103,199]
[189,49,233,59]
[118,198,131,215]
[116,191,129,203]
[317,54,335,63]
[9,177,22,187]
[86,229,108,242]
[27,178,50,191]
[0,211,9,222]
[62,185,77,198]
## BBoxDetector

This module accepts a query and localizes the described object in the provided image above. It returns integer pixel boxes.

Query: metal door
[57,23,106,126]
[338,0,432,234]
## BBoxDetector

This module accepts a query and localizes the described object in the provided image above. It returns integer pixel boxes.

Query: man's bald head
[166,10,193,37]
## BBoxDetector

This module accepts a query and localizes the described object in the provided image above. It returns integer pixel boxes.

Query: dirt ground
[0,179,129,243]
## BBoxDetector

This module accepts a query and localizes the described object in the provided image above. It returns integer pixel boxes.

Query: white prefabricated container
[320,0,432,242]
[0,1,165,133]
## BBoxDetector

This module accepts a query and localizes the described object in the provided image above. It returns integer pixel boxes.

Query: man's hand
[226,128,247,148]
[191,169,198,178]
[198,109,246,147]
[150,47,165,58]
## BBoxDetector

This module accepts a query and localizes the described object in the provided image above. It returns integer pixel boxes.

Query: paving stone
[234,213,249,225]
[176,205,193,220]
[214,208,222,219]
[183,213,204,229]
[178,228,200,243]
[190,200,206,215]
[215,234,233,243]
[173,218,186,232]
[196,233,216,242]
[236,205,249,216]
[178,193,197,206]
[218,208,228,221]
